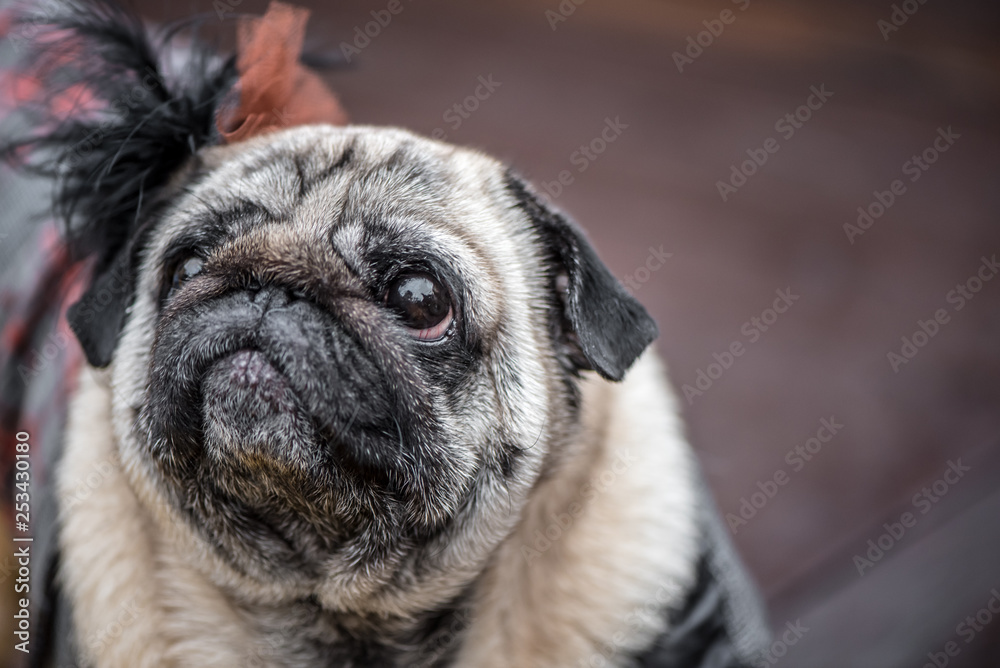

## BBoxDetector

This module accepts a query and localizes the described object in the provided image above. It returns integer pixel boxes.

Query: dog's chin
[200,349,321,470]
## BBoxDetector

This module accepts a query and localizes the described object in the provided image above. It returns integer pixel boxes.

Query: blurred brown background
[7,0,1000,665]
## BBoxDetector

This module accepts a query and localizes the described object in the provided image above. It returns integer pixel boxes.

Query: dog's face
[70,124,656,615]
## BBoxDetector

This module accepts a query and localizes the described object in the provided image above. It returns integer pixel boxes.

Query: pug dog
[6,2,768,666]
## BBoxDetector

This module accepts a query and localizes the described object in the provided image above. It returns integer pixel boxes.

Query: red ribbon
[216,2,348,144]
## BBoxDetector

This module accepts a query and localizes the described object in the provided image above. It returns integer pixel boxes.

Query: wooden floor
[17,0,1000,664]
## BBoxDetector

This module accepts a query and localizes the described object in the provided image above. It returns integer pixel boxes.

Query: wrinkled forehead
[137,125,529,336]
[151,124,516,253]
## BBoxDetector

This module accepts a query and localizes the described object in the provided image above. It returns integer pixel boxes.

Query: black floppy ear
[66,251,135,368]
[506,172,658,381]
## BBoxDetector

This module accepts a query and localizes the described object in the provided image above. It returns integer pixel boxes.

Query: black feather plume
[1,0,238,270]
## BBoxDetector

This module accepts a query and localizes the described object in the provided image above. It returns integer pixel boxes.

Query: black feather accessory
[2,1,347,366]
[2,0,238,272]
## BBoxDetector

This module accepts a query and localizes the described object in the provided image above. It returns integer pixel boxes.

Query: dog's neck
[238,594,475,667]
[58,355,702,667]
[183,583,476,667]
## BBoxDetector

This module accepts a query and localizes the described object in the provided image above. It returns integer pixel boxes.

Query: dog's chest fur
[58,352,699,667]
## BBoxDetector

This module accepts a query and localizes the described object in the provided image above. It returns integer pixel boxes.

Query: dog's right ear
[66,251,135,368]
[505,172,658,382]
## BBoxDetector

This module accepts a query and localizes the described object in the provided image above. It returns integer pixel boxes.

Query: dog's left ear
[505,172,658,381]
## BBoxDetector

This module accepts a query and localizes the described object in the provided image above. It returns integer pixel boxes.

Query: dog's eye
[170,257,204,291]
[385,273,453,340]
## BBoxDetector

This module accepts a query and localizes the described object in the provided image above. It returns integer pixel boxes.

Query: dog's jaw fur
[59,349,700,667]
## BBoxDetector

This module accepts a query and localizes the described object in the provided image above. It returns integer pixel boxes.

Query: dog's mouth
[199,345,321,467]
[215,349,296,411]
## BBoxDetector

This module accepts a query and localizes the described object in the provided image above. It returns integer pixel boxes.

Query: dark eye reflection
[172,257,204,288]
[385,273,453,340]
[163,256,205,301]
